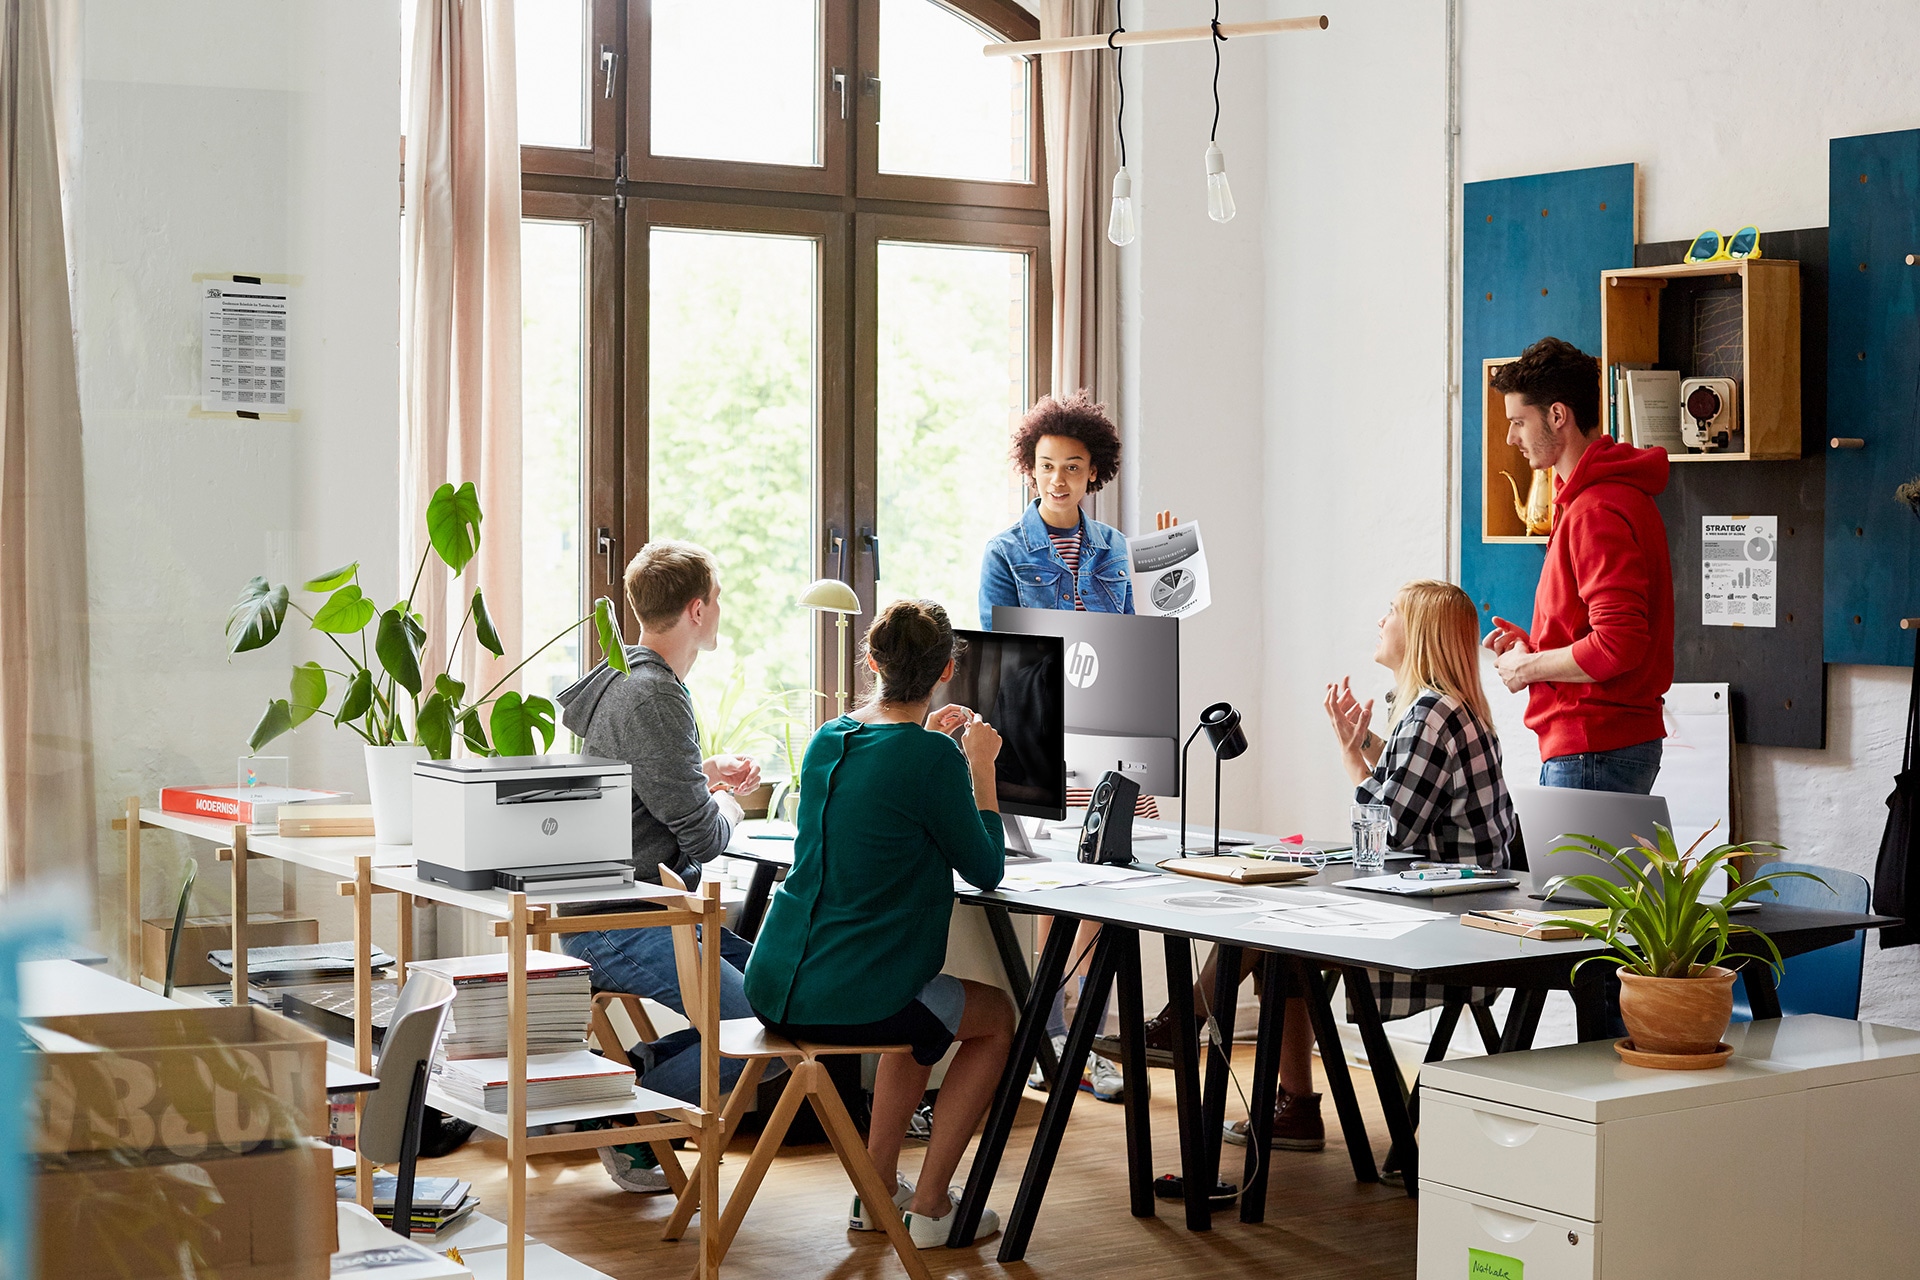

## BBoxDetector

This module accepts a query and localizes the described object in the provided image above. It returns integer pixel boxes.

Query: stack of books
[278,980,399,1049]
[160,783,345,833]
[433,1049,636,1114]
[407,952,593,1058]
[335,1174,480,1239]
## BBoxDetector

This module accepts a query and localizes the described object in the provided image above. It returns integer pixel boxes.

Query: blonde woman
[1225,580,1515,1155]
[1325,578,1515,866]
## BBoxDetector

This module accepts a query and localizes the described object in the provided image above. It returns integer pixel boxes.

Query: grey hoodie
[556,645,730,886]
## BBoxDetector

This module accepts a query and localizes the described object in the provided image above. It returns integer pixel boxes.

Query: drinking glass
[1350,804,1391,874]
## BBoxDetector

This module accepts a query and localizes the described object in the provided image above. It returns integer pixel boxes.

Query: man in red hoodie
[1483,337,1674,793]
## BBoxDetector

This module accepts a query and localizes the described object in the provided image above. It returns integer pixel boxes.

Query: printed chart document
[1245,898,1443,941]
[1701,515,1777,627]
[200,277,290,412]
[1127,521,1211,619]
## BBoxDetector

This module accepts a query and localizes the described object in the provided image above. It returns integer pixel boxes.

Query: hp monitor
[990,607,1180,797]
[931,629,1066,821]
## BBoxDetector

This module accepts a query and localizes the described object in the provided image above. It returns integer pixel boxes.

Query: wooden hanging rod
[985,14,1329,59]
[1902,618,1920,630]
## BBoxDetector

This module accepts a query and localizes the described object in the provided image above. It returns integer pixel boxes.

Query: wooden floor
[426,1046,1416,1279]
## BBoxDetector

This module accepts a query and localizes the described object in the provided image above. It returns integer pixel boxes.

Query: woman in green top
[744,599,1015,1249]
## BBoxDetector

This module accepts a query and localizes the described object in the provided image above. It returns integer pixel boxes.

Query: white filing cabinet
[1417,1015,1920,1279]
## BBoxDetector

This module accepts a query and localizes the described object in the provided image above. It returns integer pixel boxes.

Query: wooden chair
[652,869,931,1279]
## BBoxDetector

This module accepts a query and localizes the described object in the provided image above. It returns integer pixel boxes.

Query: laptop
[1513,785,1755,910]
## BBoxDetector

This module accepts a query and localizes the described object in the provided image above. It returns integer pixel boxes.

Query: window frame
[509,0,1049,706]
[854,0,1047,212]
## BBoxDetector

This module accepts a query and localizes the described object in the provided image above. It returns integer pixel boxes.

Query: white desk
[20,957,176,1017]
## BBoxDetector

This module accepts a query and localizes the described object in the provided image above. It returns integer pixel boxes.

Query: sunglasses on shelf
[1684,225,1762,263]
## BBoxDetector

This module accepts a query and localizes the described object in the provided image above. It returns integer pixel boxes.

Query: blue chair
[1730,862,1870,1021]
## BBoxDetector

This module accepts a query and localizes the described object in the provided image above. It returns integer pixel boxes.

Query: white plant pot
[365,743,429,845]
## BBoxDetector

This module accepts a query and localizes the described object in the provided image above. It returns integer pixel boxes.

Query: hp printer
[414,755,632,890]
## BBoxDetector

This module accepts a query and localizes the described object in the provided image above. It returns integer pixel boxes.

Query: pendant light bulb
[1205,142,1236,224]
[1107,166,1137,247]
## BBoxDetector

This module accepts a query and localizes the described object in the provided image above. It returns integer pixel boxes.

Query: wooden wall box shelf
[1480,356,1548,545]
[1600,258,1802,462]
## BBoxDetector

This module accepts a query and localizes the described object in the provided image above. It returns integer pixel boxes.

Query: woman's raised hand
[1323,678,1374,755]
[960,713,1003,766]
[926,703,973,735]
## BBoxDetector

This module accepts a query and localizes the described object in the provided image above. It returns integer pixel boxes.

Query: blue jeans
[560,922,757,1103]
[1538,739,1663,795]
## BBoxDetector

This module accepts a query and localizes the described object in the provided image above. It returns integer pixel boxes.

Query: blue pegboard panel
[1461,164,1637,629]
[1826,129,1920,668]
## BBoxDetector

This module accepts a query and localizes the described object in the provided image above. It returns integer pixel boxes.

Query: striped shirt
[1047,525,1086,611]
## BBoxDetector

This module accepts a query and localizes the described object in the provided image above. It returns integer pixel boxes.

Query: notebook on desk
[1165,856,1318,886]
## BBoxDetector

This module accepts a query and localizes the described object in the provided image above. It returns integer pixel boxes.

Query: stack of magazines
[433,1049,635,1114]
[207,940,396,981]
[335,1174,479,1239]
[407,951,593,1058]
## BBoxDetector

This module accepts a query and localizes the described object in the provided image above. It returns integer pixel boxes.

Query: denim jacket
[978,500,1134,627]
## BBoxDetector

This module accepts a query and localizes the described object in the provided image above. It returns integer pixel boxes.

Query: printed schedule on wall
[1701,515,1777,628]
[200,278,289,413]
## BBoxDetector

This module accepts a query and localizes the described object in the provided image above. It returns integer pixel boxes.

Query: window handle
[828,525,846,582]
[861,527,882,582]
[600,46,617,100]
[831,68,848,120]
[596,527,618,585]
[863,74,881,123]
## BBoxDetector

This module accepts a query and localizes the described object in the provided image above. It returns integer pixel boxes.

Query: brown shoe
[1094,1007,1205,1069]
[1221,1089,1326,1151]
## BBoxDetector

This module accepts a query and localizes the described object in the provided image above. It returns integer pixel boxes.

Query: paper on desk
[1244,900,1441,941]
[957,862,1160,893]
[1127,521,1211,619]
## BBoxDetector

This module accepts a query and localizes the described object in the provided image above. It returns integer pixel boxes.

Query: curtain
[0,0,94,888]
[401,0,523,693]
[1037,0,1122,527]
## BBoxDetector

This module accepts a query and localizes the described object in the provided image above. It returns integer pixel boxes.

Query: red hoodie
[1525,436,1673,760]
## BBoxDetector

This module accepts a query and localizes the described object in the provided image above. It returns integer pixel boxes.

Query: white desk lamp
[798,578,862,716]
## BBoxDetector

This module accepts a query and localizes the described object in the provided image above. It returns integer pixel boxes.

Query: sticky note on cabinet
[1468,1249,1522,1279]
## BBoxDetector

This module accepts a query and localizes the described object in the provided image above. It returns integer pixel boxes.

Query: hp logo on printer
[1066,641,1100,689]
[541,817,559,836]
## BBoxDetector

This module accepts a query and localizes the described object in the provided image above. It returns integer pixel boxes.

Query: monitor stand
[1003,815,1054,861]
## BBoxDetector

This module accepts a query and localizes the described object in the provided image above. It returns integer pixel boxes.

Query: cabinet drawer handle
[1473,1205,1542,1244]
[1473,1109,1541,1147]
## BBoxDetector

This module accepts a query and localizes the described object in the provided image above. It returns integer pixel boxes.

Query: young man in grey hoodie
[554,539,762,1190]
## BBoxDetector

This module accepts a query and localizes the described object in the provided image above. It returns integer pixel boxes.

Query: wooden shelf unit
[1481,356,1549,545]
[1600,257,1802,461]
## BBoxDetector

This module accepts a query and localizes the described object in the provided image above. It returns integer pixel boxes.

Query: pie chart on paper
[1151,568,1196,613]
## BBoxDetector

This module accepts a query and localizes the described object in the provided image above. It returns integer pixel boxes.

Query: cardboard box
[141,911,319,989]
[35,1141,337,1280]
[28,1006,327,1156]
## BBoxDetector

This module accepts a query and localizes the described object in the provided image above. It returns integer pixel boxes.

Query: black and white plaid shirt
[1350,691,1516,1021]
[1356,690,1514,869]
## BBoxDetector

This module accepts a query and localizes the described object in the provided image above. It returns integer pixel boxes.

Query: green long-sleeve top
[744,716,1005,1026]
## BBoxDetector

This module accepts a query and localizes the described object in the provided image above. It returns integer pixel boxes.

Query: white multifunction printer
[413,755,632,890]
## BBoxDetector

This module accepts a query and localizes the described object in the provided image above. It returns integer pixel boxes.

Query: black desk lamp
[1179,701,1248,856]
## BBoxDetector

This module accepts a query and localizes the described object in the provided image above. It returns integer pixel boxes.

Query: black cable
[1189,938,1263,1198]
[1209,2,1226,143]
[1109,1,1126,169]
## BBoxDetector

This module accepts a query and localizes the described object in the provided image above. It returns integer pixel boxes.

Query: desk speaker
[1078,770,1139,866]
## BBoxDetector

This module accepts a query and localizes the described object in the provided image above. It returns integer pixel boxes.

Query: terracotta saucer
[1614,1038,1734,1070]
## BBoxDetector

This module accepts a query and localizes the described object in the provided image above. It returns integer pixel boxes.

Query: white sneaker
[1027,1033,1068,1091]
[904,1202,1000,1249]
[597,1143,670,1194]
[849,1174,913,1231]
[1082,1052,1124,1103]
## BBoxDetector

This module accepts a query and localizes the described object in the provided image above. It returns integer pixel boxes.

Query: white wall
[1115,0,1270,835]
[1456,0,1920,1029]
[74,0,401,966]
[1132,0,1920,1024]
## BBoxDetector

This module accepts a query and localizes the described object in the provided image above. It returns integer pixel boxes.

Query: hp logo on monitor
[1066,641,1100,689]
[541,817,559,836]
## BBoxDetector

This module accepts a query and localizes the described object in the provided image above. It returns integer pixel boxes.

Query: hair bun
[864,599,956,706]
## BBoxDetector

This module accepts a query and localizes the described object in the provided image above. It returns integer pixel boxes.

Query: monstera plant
[226,481,628,760]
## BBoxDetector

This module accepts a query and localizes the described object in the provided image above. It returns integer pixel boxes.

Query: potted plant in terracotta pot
[1544,825,1825,1069]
